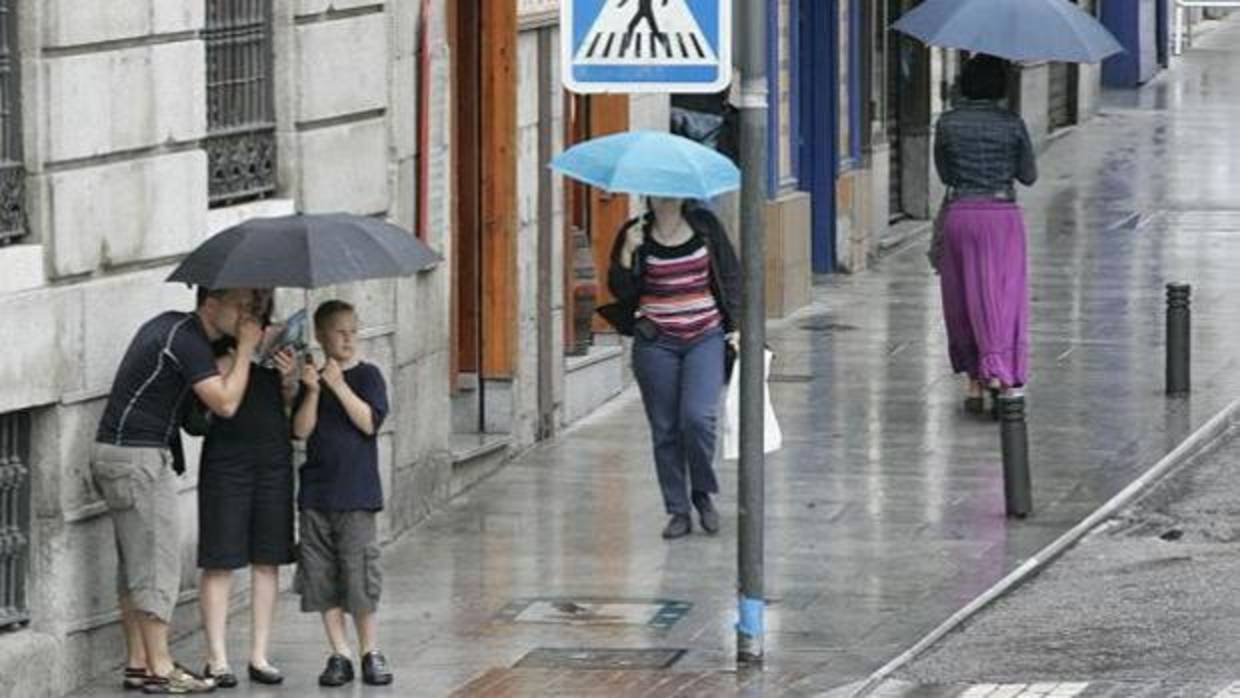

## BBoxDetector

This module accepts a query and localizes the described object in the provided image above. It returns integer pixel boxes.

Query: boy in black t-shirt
[292,300,393,687]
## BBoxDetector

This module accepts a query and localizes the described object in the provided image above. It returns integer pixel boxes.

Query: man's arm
[191,316,261,418]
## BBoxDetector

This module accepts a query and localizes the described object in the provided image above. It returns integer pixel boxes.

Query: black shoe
[247,663,284,686]
[202,664,236,689]
[964,396,986,415]
[362,650,394,686]
[662,514,692,539]
[318,655,354,688]
[693,494,720,535]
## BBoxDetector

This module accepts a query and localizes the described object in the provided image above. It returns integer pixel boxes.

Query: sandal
[123,666,150,691]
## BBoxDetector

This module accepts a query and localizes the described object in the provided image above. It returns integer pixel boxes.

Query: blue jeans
[632,327,725,515]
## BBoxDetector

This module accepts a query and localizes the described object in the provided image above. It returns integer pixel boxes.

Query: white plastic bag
[722,348,782,461]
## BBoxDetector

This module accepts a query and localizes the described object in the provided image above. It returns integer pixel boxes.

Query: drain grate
[514,648,687,671]
[496,598,692,629]
[798,316,859,334]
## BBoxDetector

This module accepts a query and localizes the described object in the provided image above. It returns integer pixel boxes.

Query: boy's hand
[300,356,321,393]
[321,358,345,391]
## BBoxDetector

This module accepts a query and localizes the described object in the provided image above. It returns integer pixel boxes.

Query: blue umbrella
[550,130,740,199]
[893,0,1124,64]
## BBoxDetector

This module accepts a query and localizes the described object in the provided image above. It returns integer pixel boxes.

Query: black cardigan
[597,207,742,337]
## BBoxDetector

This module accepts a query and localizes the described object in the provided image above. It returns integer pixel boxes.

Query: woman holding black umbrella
[189,289,296,687]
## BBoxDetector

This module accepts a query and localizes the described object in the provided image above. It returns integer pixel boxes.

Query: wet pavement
[73,17,1240,698]
[884,424,1240,697]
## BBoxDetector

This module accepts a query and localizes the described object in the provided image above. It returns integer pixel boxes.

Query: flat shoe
[662,514,692,539]
[248,663,284,685]
[203,664,237,689]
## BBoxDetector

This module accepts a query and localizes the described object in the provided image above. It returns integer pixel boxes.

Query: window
[0,0,25,246]
[204,0,276,207]
[0,410,30,631]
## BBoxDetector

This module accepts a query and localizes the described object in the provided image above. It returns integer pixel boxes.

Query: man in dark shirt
[93,287,263,694]
[292,300,393,688]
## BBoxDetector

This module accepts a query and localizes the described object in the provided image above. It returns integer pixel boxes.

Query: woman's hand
[726,332,740,351]
[300,356,321,393]
[620,225,643,269]
[273,348,297,382]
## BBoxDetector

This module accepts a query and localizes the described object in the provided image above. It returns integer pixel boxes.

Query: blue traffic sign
[562,0,732,94]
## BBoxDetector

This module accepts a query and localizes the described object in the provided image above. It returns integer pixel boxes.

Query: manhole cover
[514,648,687,670]
[496,598,692,629]
[798,317,859,333]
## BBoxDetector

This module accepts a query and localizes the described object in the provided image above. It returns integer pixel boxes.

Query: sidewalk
[75,18,1240,698]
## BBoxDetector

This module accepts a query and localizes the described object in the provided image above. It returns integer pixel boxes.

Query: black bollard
[999,391,1032,518]
[1166,283,1191,396]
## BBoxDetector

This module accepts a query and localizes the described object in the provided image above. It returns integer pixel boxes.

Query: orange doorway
[450,1,518,431]
[563,94,631,351]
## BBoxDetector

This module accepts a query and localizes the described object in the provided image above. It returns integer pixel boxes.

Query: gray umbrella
[892,0,1124,64]
[167,213,441,289]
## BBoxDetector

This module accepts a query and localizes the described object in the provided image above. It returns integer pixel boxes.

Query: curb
[838,395,1240,698]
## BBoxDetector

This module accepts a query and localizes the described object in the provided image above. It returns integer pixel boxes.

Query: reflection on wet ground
[73,16,1240,698]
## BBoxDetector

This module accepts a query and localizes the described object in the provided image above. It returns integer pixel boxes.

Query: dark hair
[961,54,1009,101]
[195,285,230,308]
[314,300,356,331]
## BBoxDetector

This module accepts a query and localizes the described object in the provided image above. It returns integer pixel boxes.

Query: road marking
[959,683,1089,698]
[1212,681,1240,697]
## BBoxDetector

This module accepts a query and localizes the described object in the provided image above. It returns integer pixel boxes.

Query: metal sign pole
[735,0,767,666]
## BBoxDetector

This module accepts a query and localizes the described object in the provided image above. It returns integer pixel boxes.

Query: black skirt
[197,367,296,569]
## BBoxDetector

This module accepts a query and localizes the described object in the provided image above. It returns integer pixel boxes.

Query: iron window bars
[0,0,24,246]
[0,411,30,631]
[205,0,277,207]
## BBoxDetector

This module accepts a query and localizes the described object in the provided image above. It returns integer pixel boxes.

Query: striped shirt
[639,236,722,340]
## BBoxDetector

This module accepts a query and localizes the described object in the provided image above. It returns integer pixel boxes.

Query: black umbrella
[167,213,441,289]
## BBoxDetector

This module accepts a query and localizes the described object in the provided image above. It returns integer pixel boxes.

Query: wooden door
[451,0,518,388]
[586,95,631,333]
[450,0,481,385]
[563,94,631,341]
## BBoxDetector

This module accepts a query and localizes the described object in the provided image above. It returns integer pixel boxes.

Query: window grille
[0,0,25,246]
[204,0,277,207]
[0,411,30,631]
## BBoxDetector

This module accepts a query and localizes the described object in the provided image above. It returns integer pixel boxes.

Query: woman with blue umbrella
[553,132,741,539]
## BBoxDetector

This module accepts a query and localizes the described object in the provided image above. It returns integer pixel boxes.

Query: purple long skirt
[938,199,1029,387]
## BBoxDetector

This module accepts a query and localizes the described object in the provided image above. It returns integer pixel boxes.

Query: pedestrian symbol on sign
[563,0,732,94]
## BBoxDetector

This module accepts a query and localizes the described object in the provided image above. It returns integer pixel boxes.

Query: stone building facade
[0,0,459,693]
[0,1,674,693]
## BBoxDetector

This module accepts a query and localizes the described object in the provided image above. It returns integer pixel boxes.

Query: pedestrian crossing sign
[563,0,732,94]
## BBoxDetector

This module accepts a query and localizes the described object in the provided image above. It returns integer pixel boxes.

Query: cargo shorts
[295,509,382,615]
[90,443,182,624]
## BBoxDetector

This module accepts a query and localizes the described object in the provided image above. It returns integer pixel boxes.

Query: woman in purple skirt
[934,54,1038,413]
